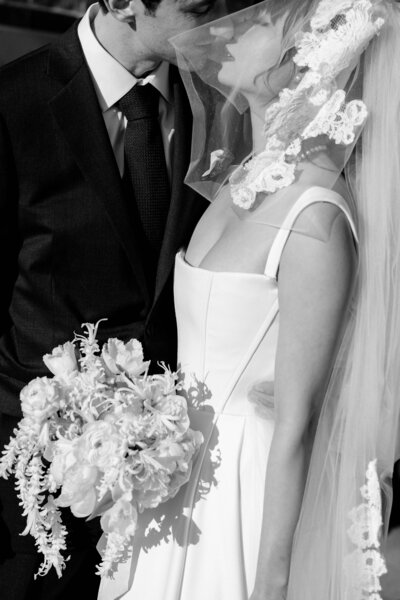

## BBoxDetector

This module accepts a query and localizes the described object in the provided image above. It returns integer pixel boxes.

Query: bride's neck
[244,93,275,154]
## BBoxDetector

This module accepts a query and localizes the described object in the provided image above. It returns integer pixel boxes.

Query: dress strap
[264,186,358,280]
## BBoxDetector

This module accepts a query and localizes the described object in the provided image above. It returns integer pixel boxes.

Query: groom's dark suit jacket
[0,24,207,596]
[0,26,208,419]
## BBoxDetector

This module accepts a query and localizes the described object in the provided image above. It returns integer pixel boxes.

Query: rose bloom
[20,377,60,423]
[101,338,150,378]
[43,341,78,381]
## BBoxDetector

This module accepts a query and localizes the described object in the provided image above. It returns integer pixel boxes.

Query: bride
[99,1,400,599]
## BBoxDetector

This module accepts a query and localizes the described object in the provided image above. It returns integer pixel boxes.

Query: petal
[70,488,97,518]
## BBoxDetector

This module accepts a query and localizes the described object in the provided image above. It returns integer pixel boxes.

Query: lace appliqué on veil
[344,460,387,599]
[229,0,384,210]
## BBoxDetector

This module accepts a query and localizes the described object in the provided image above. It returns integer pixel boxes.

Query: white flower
[78,421,123,471]
[102,338,150,378]
[149,393,190,436]
[43,342,78,381]
[70,487,98,518]
[1,323,204,578]
[152,439,187,473]
[100,493,137,539]
[20,377,60,423]
[55,462,99,518]
[48,438,78,485]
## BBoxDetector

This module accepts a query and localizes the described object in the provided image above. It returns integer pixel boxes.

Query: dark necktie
[119,84,170,262]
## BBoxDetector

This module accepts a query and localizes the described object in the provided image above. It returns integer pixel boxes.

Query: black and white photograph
[0,0,400,599]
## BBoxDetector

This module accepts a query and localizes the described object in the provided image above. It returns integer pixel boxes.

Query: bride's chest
[186,195,279,275]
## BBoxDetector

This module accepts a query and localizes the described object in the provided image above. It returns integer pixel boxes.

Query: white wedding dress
[98,187,356,600]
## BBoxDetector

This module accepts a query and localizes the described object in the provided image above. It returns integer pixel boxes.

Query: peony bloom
[43,342,79,381]
[20,377,60,423]
[101,338,150,378]
[55,462,99,518]
[78,421,123,471]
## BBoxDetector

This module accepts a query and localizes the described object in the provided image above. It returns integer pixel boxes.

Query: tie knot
[119,84,160,121]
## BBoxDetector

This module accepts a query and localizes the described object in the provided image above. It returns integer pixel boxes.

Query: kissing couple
[0,1,400,599]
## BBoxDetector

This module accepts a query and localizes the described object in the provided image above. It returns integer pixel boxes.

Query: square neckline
[177,250,270,280]
[178,186,356,280]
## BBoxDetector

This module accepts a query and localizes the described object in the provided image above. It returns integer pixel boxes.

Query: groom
[0,0,239,597]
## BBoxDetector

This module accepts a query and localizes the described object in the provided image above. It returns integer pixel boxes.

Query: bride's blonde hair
[260,0,323,98]
[270,0,320,65]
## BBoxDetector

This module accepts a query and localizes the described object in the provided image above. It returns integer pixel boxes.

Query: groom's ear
[106,0,143,23]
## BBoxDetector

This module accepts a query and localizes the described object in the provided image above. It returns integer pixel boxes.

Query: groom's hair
[98,0,164,14]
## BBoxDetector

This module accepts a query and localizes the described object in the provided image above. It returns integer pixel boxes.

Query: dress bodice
[174,186,357,418]
[175,252,279,416]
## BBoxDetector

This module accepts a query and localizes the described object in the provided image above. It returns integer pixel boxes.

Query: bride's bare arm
[251,204,357,600]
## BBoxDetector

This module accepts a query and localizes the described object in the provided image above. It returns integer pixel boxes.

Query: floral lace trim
[229,0,384,210]
[344,460,387,599]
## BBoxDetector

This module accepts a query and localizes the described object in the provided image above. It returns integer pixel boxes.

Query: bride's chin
[217,63,234,87]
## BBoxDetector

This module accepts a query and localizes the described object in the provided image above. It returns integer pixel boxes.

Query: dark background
[0,0,86,66]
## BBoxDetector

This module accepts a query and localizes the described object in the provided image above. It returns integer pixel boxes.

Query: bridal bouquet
[0,321,203,578]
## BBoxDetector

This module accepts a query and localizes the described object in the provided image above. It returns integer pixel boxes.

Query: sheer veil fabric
[171,0,383,240]
[170,1,400,598]
[289,6,400,598]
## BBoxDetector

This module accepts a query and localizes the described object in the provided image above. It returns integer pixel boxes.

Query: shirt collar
[77,3,171,113]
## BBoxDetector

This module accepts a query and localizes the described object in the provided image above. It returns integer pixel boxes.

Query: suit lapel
[152,67,207,307]
[47,27,150,306]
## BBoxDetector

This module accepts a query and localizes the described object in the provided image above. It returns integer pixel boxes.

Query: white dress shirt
[77,3,175,179]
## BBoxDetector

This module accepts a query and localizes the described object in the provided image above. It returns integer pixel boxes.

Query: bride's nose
[232,19,256,39]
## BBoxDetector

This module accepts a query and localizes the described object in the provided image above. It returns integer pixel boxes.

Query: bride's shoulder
[280,184,357,285]
[290,183,355,242]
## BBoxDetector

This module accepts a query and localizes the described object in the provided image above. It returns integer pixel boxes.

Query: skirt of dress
[98,407,275,600]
